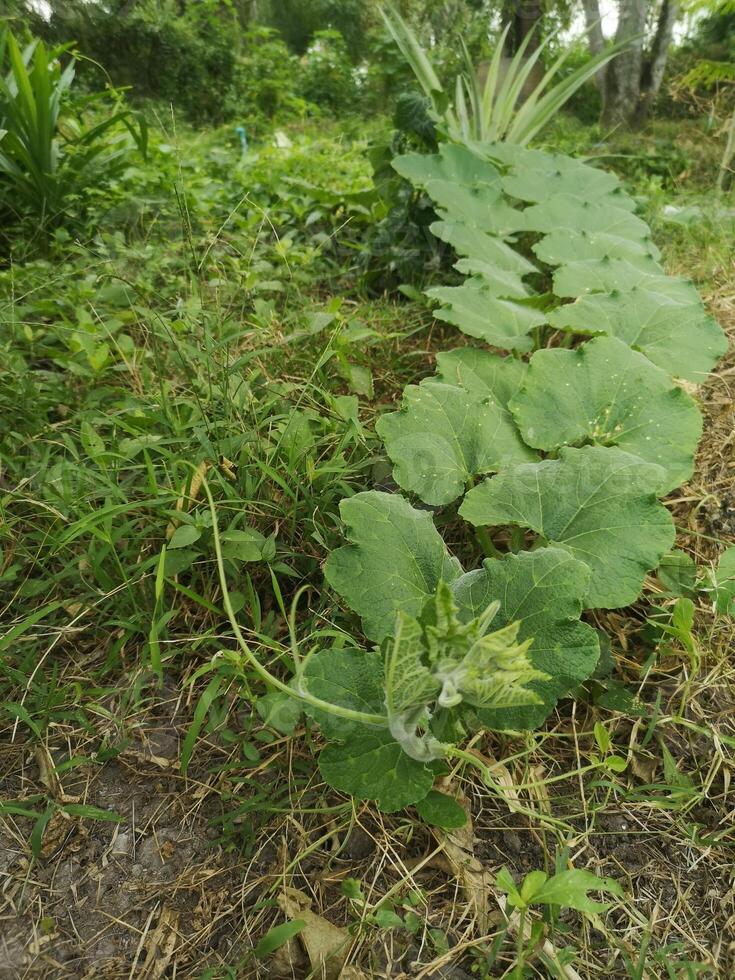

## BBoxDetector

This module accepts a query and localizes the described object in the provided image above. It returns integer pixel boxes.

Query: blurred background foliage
[0,0,731,133]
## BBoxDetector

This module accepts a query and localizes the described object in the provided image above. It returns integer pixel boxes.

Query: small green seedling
[496,866,623,978]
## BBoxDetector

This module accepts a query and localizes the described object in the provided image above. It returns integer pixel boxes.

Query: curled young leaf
[452,548,599,730]
[384,582,544,759]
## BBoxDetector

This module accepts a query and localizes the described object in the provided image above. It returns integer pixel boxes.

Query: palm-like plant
[0,30,146,229]
[380,6,623,146]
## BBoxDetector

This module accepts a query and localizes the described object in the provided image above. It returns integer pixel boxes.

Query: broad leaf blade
[509,336,703,492]
[459,446,675,609]
[324,491,462,642]
[303,647,434,812]
[428,279,546,352]
[435,347,528,407]
[547,287,727,382]
[377,380,536,506]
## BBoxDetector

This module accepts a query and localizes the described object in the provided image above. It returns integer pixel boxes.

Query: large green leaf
[533,229,661,268]
[547,286,727,382]
[459,446,675,608]
[393,144,501,188]
[499,149,633,210]
[435,347,528,406]
[522,193,651,241]
[430,219,537,274]
[452,548,599,729]
[551,257,696,300]
[324,491,462,642]
[428,279,546,351]
[377,380,536,505]
[318,735,434,813]
[509,336,703,492]
[303,648,433,811]
[423,179,526,237]
[451,258,529,297]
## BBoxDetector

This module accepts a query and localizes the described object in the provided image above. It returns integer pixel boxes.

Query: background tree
[583,0,679,126]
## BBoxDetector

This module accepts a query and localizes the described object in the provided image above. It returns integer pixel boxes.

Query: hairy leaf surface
[324,491,462,642]
[435,347,528,406]
[452,548,599,729]
[493,146,629,206]
[428,279,546,351]
[533,229,661,267]
[459,446,675,608]
[509,336,702,492]
[377,380,536,505]
[393,144,501,188]
[423,180,526,237]
[522,194,651,241]
[550,257,698,300]
[303,648,433,811]
[547,286,727,381]
[430,219,537,274]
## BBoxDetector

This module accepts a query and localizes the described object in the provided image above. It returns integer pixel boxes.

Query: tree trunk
[504,0,544,55]
[635,0,679,124]
[601,0,650,127]
[581,0,608,90]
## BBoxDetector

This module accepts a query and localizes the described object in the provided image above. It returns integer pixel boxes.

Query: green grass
[1,114,734,978]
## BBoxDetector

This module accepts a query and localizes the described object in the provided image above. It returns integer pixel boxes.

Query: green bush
[45,0,240,124]
[0,30,145,244]
[235,27,310,131]
[302,30,359,114]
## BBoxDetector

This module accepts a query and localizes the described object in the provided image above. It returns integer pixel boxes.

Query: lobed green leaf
[459,446,675,609]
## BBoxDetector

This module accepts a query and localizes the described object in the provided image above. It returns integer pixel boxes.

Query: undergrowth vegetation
[2,12,735,980]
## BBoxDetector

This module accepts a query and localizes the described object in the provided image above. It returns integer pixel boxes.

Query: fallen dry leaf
[278,885,351,980]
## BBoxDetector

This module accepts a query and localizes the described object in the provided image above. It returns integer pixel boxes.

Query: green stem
[509,526,525,553]
[201,469,388,730]
[476,525,502,559]
[445,746,571,833]
[516,907,526,977]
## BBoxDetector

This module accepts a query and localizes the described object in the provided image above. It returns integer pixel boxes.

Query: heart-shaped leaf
[452,548,599,729]
[393,144,501,188]
[551,257,699,300]
[377,380,536,505]
[459,446,675,608]
[533,229,661,268]
[509,336,702,492]
[497,147,631,207]
[324,491,462,642]
[423,180,526,237]
[523,194,651,242]
[430,219,537,274]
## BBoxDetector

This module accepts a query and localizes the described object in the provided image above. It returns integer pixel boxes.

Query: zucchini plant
[295,138,727,813]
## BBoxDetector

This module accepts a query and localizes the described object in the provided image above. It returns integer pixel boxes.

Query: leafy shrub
[358,92,447,291]
[44,0,240,124]
[302,29,358,114]
[235,27,309,131]
[0,30,145,242]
